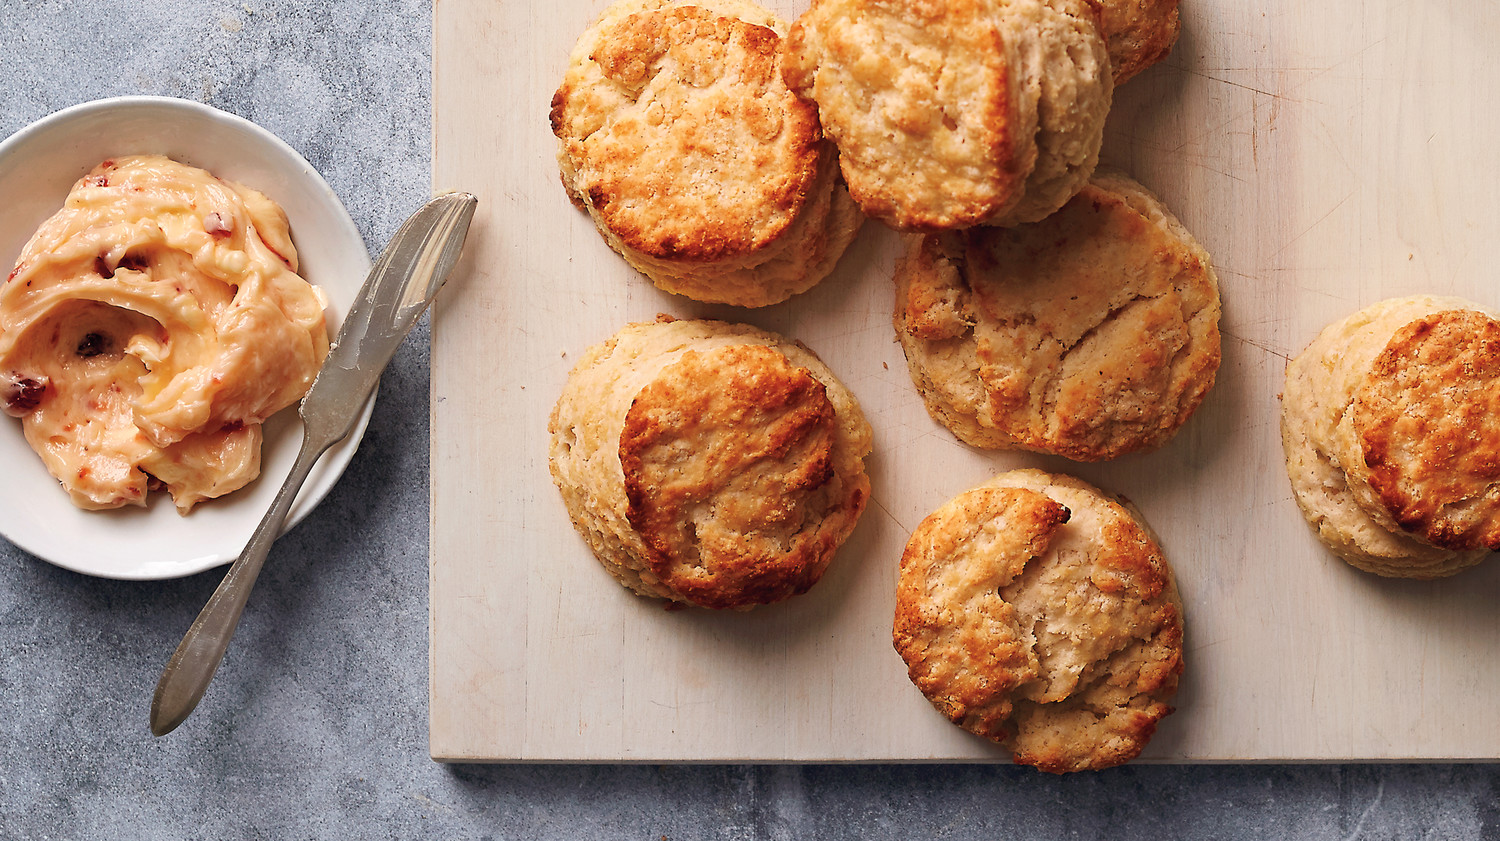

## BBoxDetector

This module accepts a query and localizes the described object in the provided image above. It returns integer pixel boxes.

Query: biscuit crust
[1351,310,1500,550]
[894,170,1221,460]
[552,0,861,306]
[549,318,873,609]
[783,0,1111,231]
[1098,0,1179,85]
[622,344,849,607]
[1281,296,1496,577]
[894,469,1183,773]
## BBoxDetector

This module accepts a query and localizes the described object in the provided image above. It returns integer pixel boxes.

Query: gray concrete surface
[0,1,1496,838]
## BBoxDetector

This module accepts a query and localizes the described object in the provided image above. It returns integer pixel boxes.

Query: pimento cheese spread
[0,155,329,513]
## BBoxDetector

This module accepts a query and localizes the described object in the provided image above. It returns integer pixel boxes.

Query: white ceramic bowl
[0,96,375,579]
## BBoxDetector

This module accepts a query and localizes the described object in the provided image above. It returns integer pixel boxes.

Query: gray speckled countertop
[0,2,1496,838]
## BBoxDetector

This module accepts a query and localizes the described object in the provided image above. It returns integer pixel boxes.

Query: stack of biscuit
[550,0,863,307]
[1281,296,1500,579]
[782,0,1180,231]
[783,0,1114,231]
[549,317,873,609]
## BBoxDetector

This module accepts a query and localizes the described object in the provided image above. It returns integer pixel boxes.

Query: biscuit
[783,0,1112,231]
[550,0,863,307]
[1281,296,1500,578]
[1098,0,1180,85]
[893,169,1220,460]
[548,317,873,609]
[893,468,1183,773]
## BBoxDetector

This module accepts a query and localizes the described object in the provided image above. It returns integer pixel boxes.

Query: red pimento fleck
[204,212,233,237]
[90,176,109,187]
[1,375,47,417]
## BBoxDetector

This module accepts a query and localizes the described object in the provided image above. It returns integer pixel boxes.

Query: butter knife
[150,191,478,737]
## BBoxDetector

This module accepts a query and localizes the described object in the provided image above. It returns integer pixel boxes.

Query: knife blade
[150,191,478,736]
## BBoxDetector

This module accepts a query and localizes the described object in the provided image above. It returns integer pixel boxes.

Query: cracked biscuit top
[893,169,1220,460]
[893,468,1183,773]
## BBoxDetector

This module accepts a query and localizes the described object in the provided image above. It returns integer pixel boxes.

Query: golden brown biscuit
[783,0,1112,231]
[1098,0,1180,85]
[548,317,873,609]
[1282,296,1499,577]
[893,169,1220,460]
[550,0,862,306]
[894,468,1183,773]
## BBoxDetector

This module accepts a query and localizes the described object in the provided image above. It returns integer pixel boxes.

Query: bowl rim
[0,95,377,580]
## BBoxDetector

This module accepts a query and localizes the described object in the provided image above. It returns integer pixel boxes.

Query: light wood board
[430,0,1500,762]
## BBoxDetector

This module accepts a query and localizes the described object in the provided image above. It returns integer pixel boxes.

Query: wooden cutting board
[429,0,1500,762]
